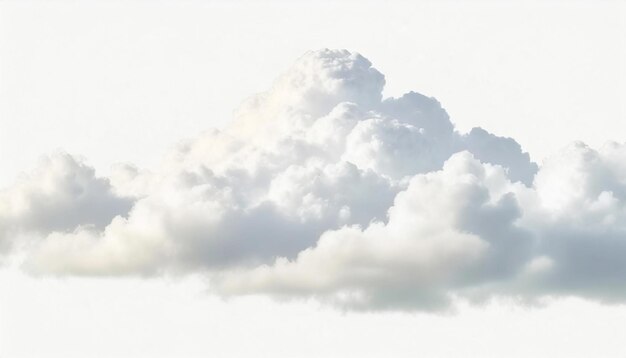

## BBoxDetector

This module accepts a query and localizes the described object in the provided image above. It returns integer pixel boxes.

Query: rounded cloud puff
[2,49,624,310]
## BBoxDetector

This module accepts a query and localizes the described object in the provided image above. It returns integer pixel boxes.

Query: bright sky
[1,1,626,357]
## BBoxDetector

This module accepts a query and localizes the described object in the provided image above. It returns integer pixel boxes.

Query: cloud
[216,152,532,310]
[514,142,626,301]
[3,49,625,310]
[0,153,133,253]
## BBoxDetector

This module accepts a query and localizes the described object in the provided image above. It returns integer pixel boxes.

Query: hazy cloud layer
[2,49,624,310]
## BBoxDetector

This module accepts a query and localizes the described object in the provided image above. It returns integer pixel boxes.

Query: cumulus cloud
[1,49,625,310]
[0,153,133,253]
[216,152,532,310]
[515,142,626,301]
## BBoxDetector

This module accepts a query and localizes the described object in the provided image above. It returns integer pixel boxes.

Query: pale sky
[1,1,626,357]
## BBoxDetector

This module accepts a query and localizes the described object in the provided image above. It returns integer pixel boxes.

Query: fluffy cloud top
[1,49,624,310]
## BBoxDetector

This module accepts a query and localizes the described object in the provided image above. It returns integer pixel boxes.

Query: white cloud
[3,49,625,310]
[216,152,531,310]
[0,152,133,253]
[514,142,626,301]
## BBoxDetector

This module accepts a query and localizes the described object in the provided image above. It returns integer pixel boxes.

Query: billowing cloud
[0,153,133,253]
[216,152,532,310]
[516,142,626,301]
[2,49,625,310]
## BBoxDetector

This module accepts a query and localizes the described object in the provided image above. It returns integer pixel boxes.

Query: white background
[1,1,626,357]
